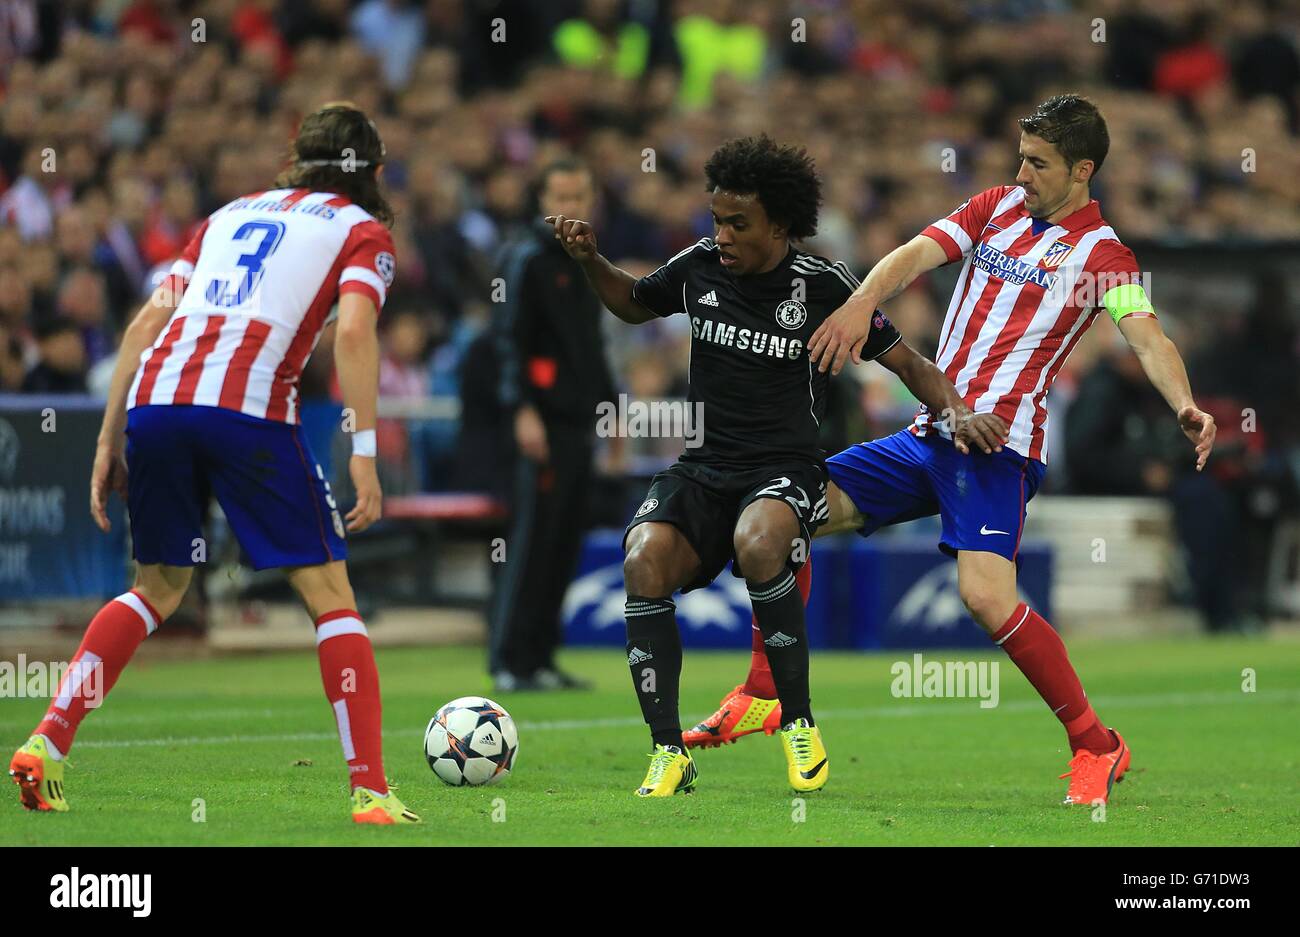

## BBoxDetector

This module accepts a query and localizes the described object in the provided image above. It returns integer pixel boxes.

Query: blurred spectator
[0,323,24,390]
[452,326,511,497]
[22,316,86,393]
[55,265,112,366]
[418,305,480,488]
[0,262,34,343]
[673,0,767,108]
[139,176,202,267]
[375,307,430,493]
[1230,2,1300,131]
[0,144,61,239]
[280,0,349,46]
[554,0,647,78]
[0,1,42,64]
[350,0,425,90]
[118,0,180,46]
[1153,11,1228,101]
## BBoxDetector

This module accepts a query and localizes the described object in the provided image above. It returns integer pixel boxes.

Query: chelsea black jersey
[631,238,901,470]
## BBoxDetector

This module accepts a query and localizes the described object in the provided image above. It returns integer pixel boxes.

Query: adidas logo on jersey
[764,631,798,648]
[697,290,719,306]
[628,647,654,665]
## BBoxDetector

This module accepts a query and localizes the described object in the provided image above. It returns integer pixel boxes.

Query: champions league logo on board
[564,563,749,634]
[775,299,807,330]
[890,563,1037,633]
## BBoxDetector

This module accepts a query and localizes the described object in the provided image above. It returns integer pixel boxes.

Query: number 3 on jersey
[206,220,286,308]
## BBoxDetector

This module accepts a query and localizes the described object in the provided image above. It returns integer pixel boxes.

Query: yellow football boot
[780,719,828,792]
[351,786,421,824]
[634,744,698,797]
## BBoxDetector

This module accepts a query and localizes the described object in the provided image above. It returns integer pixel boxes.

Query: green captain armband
[1102,283,1156,325]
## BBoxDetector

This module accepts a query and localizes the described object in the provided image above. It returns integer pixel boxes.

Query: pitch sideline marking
[50,687,1300,750]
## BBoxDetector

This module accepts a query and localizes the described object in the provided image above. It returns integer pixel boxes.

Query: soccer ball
[423,696,519,787]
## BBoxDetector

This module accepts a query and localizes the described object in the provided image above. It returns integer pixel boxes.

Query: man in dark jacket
[488,159,616,691]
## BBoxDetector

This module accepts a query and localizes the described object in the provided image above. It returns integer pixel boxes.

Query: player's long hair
[274,102,394,226]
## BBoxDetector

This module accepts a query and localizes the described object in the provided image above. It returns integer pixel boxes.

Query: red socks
[992,603,1113,755]
[744,622,778,698]
[742,575,1111,755]
[36,590,161,757]
[742,558,812,700]
[33,597,389,791]
[314,609,387,793]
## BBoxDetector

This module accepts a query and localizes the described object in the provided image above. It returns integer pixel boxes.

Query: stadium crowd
[1,0,1297,630]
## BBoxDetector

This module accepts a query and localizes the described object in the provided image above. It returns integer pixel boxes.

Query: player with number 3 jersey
[10,103,420,825]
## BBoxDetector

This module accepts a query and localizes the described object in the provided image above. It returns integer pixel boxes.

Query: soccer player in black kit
[547,136,1008,796]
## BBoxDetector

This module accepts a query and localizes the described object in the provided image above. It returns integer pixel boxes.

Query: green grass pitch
[4,635,1298,845]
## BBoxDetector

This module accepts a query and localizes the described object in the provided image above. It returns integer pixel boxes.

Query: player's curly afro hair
[703,135,822,241]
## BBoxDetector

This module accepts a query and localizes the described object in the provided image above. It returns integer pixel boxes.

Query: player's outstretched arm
[810,234,949,375]
[90,284,181,532]
[334,292,383,532]
[1117,314,1215,471]
[543,214,658,324]
[877,339,1009,455]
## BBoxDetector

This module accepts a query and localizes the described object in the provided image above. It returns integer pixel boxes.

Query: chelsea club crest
[775,299,807,330]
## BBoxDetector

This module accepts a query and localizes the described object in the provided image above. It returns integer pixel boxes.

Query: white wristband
[352,429,377,457]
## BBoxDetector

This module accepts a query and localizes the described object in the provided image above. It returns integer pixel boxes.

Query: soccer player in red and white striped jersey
[130,183,394,424]
[10,103,419,824]
[689,95,1216,807]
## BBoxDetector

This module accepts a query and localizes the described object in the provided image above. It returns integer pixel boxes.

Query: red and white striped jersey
[128,188,395,424]
[913,185,1143,462]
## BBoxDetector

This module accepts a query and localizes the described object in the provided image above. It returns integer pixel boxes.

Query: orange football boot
[1059,729,1131,805]
[683,684,783,749]
[9,735,68,812]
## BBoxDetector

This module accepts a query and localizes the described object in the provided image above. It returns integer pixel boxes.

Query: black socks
[748,569,813,726]
[625,596,684,750]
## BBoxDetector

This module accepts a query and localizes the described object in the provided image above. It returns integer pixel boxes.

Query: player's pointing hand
[544,214,598,262]
[1177,405,1216,471]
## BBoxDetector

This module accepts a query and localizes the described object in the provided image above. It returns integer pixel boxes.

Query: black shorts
[624,460,829,592]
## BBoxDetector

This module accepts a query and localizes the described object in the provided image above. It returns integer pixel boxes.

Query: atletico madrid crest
[1041,240,1074,268]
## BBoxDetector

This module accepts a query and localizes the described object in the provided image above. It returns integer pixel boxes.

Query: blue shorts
[826,429,1046,562]
[126,405,347,570]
